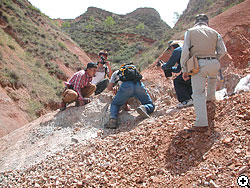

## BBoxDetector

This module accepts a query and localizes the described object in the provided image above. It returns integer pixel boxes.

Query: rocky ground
[0,0,249,187]
[0,88,249,187]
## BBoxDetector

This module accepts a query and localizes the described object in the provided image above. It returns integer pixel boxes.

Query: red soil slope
[143,0,250,91]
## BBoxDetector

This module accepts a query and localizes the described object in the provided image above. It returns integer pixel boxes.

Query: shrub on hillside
[58,42,66,50]
[1,68,20,85]
[104,16,115,30]
[85,24,94,31]
[28,5,41,14]
[62,22,71,28]
[35,60,42,68]
[7,44,15,50]
[221,1,243,13]
[27,100,43,118]
[136,23,145,30]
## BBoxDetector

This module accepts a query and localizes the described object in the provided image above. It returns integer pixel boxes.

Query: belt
[198,57,217,60]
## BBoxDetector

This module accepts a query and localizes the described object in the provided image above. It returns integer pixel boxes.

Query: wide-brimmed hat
[195,14,209,25]
[166,40,184,50]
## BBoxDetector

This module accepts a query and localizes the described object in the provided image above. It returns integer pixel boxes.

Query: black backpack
[118,64,142,82]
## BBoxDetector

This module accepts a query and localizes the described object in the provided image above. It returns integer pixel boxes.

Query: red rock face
[210,0,250,70]
[151,0,250,95]
[0,86,29,137]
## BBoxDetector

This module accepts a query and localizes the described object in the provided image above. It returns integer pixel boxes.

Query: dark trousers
[95,79,109,95]
[173,73,192,102]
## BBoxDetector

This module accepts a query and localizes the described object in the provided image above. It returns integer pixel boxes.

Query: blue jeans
[110,81,155,119]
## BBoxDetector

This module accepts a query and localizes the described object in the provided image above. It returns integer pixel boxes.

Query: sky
[28,0,189,28]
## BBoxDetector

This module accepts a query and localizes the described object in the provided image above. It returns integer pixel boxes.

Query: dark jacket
[161,47,182,73]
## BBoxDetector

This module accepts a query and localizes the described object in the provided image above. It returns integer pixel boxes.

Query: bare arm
[107,83,114,91]
[106,61,113,78]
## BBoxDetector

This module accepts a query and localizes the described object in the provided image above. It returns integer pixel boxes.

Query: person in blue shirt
[158,40,193,108]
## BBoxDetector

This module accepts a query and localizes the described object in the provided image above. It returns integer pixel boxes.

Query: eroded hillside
[0,0,92,137]
[0,0,249,187]
[61,7,170,69]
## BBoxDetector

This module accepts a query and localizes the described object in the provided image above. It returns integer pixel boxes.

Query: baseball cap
[86,62,97,69]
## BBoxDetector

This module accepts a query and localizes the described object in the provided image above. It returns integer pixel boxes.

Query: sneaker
[176,99,193,109]
[136,105,150,118]
[185,99,193,107]
[104,118,118,129]
[60,102,67,111]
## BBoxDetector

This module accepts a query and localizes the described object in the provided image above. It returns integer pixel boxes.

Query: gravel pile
[0,91,249,187]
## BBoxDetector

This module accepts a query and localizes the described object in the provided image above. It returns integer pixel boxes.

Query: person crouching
[60,62,97,111]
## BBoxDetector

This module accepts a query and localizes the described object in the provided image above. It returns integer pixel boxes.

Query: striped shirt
[65,70,92,101]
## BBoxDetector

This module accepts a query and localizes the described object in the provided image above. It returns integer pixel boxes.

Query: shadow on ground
[164,101,220,175]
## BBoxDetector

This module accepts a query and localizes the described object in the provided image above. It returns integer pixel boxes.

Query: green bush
[27,100,43,118]
[35,60,42,67]
[85,24,94,30]
[28,5,41,13]
[62,22,71,28]
[136,23,145,30]
[7,44,15,50]
[104,16,115,29]
[221,2,240,12]
[58,42,66,50]
[206,0,214,5]
[44,61,54,68]
[2,15,9,23]
[2,68,19,84]
[9,71,18,80]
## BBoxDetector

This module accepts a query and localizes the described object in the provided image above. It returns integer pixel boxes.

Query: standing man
[92,50,112,95]
[105,64,155,129]
[60,62,97,111]
[158,40,193,108]
[181,14,227,133]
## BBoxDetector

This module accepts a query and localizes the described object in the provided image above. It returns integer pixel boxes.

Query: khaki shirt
[180,23,227,72]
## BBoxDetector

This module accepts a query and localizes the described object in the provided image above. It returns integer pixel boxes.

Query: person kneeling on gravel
[105,63,155,129]
[60,62,97,111]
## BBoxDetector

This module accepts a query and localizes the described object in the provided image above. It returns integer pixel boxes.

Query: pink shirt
[65,70,92,101]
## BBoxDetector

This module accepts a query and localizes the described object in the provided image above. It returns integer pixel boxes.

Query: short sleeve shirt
[91,65,108,85]
[109,70,120,84]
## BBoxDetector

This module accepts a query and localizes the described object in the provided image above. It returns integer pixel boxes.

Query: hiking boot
[176,99,193,109]
[105,118,118,129]
[184,126,208,133]
[60,102,67,111]
[137,105,150,118]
